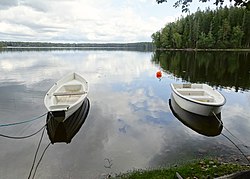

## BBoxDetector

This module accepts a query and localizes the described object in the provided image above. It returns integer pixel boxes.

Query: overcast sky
[0,0,232,43]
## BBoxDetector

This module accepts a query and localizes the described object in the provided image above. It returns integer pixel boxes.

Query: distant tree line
[0,41,154,51]
[152,7,250,49]
[0,42,4,48]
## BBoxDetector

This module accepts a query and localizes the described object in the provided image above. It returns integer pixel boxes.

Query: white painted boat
[170,83,225,116]
[44,72,88,121]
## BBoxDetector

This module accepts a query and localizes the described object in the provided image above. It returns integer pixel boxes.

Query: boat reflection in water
[46,97,90,144]
[169,95,223,136]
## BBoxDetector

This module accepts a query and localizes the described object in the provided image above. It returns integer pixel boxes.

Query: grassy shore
[113,159,250,179]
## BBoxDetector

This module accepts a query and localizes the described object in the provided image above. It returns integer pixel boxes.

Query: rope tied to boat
[27,126,52,179]
[0,112,52,179]
[0,112,47,128]
[212,111,249,149]
[212,111,250,164]
[0,125,46,139]
[0,112,50,140]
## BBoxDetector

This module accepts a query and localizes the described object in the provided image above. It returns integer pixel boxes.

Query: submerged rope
[0,113,47,128]
[28,127,46,179]
[31,142,51,179]
[212,112,250,164]
[212,112,249,148]
[0,125,46,139]
[29,113,53,179]
[221,133,250,164]
[27,126,51,179]
[0,112,51,178]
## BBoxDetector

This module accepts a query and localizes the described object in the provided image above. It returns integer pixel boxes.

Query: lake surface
[0,49,250,178]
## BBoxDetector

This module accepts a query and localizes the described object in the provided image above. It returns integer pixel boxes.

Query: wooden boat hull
[169,94,223,136]
[46,97,90,144]
[44,72,88,120]
[171,83,225,116]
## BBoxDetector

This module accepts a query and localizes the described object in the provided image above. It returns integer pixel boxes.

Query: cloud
[1,0,221,43]
[20,0,52,12]
[0,0,176,42]
[0,0,18,10]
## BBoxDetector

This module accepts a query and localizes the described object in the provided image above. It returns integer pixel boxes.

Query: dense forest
[151,7,250,49]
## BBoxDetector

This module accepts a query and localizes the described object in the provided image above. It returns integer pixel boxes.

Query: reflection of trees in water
[151,51,250,91]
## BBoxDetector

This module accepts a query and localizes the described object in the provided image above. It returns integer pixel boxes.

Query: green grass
[114,159,250,179]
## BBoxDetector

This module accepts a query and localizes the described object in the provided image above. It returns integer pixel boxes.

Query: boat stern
[47,110,65,122]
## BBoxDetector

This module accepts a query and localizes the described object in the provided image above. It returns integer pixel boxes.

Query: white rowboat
[170,83,225,116]
[44,72,88,120]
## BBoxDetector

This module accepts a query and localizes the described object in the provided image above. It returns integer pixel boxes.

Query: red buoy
[156,71,162,79]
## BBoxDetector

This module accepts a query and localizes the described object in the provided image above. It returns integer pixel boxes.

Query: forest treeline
[0,41,153,51]
[151,7,250,49]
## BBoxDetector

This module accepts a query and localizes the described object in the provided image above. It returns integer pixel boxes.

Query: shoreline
[156,48,250,52]
[114,158,250,179]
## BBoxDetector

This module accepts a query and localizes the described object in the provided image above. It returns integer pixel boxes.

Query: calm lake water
[0,49,250,178]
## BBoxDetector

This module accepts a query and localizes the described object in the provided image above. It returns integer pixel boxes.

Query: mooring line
[29,114,53,179]
[221,133,250,164]
[0,125,46,139]
[28,127,45,179]
[212,112,249,148]
[0,112,51,179]
[212,112,250,164]
[31,142,51,179]
[0,113,47,128]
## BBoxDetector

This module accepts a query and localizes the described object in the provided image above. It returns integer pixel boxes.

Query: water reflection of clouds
[86,78,171,171]
[0,50,154,86]
[1,50,250,178]
[0,50,171,177]
[42,92,168,177]
[222,91,250,145]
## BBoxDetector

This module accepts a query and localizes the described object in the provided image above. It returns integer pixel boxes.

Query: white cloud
[0,0,225,42]
[0,0,179,42]
[0,0,18,10]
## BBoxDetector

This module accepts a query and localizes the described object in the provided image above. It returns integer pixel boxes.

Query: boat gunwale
[170,84,226,107]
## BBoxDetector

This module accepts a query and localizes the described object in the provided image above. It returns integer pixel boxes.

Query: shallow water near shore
[0,49,250,178]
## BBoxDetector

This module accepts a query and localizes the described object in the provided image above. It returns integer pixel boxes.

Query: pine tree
[152,6,249,49]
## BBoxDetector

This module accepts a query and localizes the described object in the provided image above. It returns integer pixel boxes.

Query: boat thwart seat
[188,95,214,102]
[176,88,208,96]
[53,91,86,96]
